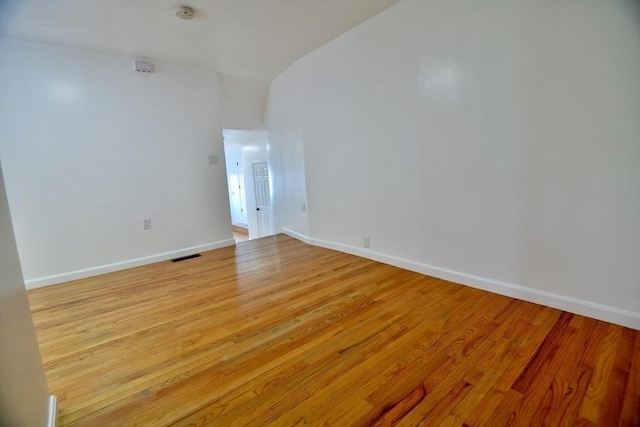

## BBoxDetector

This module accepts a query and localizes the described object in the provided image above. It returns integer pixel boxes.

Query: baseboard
[24,239,236,289]
[281,227,311,244]
[281,229,640,330]
[232,224,249,234]
[47,395,57,427]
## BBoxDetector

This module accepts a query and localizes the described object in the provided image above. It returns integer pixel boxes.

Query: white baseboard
[281,228,640,330]
[47,395,57,427]
[280,227,311,245]
[24,239,236,289]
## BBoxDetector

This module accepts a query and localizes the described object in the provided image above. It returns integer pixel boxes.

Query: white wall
[223,141,247,226]
[223,129,268,240]
[219,73,269,130]
[0,163,52,427]
[0,38,234,288]
[265,0,640,328]
[265,62,309,238]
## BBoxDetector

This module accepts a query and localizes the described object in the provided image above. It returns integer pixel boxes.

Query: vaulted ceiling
[0,0,398,82]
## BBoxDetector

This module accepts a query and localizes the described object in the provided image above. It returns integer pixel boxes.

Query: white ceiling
[0,0,399,82]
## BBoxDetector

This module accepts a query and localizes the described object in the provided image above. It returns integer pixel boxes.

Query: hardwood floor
[28,234,639,426]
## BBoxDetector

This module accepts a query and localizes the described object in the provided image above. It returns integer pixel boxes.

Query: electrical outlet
[208,154,218,165]
[363,236,370,248]
[142,218,151,230]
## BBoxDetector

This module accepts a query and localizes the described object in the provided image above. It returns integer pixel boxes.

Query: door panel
[253,162,273,237]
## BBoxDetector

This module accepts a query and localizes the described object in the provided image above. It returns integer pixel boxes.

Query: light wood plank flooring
[233,231,249,243]
[28,234,639,426]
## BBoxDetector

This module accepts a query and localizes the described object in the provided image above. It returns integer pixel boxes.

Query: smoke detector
[176,6,195,20]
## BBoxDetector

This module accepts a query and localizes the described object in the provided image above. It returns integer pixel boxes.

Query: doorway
[222,129,272,241]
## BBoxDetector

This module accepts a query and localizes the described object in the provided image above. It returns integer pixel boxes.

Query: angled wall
[265,61,309,238]
[265,0,640,328]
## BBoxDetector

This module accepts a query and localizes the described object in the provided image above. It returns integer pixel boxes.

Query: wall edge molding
[47,395,57,427]
[24,239,236,289]
[280,230,639,330]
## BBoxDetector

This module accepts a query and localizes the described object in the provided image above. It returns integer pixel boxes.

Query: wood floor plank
[579,324,624,423]
[596,327,635,426]
[619,332,640,427]
[26,234,638,426]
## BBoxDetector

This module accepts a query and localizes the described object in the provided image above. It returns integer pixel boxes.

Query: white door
[253,162,273,237]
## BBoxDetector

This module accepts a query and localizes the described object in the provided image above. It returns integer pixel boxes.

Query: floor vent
[171,254,201,263]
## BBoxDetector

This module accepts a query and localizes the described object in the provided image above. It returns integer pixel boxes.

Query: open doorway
[223,129,272,242]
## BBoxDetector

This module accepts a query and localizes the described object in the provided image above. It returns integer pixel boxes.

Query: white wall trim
[281,227,311,245]
[280,230,640,330]
[47,395,57,427]
[24,239,236,290]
